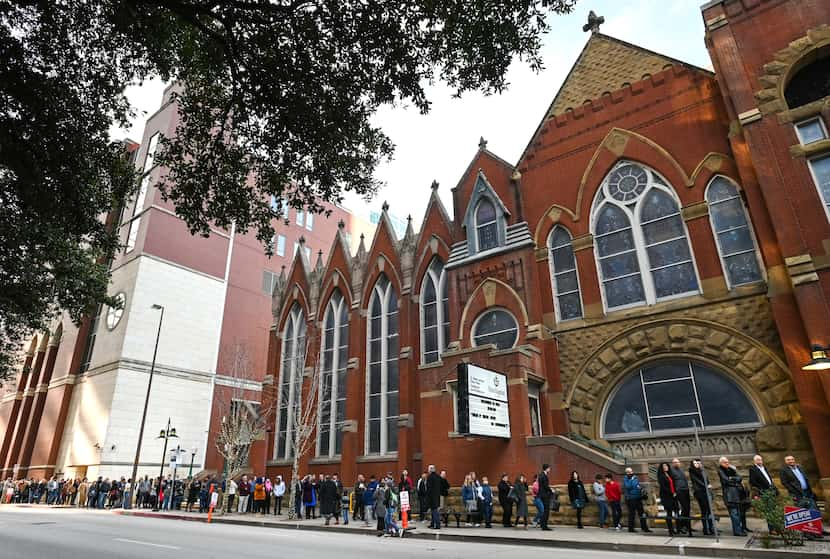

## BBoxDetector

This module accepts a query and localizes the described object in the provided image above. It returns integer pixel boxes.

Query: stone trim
[738,108,762,126]
[214,374,262,392]
[419,390,444,399]
[571,234,594,252]
[785,254,819,286]
[789,138,830,158]
[355,453,398,464]
[705,14,728,32]
[681,201,709,221]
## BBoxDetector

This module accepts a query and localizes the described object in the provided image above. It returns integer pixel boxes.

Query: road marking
[113,538,180,550]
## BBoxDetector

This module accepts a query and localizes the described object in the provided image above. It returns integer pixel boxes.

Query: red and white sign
[784,506,823,536]
[400,490,410,512]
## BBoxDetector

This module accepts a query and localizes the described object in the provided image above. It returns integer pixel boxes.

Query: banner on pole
[784,506,823,536]
[400,490,410,512]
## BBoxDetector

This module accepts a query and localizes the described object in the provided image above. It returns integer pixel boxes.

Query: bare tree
[285,356,322,520]
[214,342,275,480]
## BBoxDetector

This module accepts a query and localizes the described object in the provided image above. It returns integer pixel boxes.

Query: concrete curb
[114,510,824,559]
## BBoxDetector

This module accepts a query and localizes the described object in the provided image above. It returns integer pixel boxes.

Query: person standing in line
[293,475,303,519]
[364,474,378,526]
[353,474,366,522]
[237,475,250,514]
[623,467,651,533]
[657,462,677,536]
[462,474,477,527]
[567,471,587,529]
[531,474,544,527]
[498,473,513,528]
[439,470,450,515]
[264,476,272,515]
[274,475,285,515]
[593,474,608,529]
[225,477,237,513]
[253,477,267,515]
[303,474,317,519]
[780,455,817,511]
[77,478,88,509]
[416,472,428,523]
[333,474,344,523]
[748,455,777,497]
[510,474,529,529]
[341,484,351,525]
[426,465,442,530]
[319,474,337,525]
[670,458,692,535]
[480,476,493,528]
[186,477,200,512]
[537,464,553,531]
[689,460,714,535]
[717,456,748,536]
[373,479,387,536]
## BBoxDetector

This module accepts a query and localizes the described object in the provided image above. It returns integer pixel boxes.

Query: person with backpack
[341,486,351,525]
[531,474,544,527]
[509,474,529,529]
[363,475,378,526]
[373,480,387,536]
[384,480,401,537]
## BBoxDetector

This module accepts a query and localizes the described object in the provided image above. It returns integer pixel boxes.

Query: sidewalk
[114,508,829,559]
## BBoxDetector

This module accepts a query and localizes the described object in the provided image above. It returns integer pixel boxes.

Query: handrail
[566,432,628,464]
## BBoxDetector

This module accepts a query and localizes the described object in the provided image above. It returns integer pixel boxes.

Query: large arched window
[476,199,498,251]
[706,177,764,288]
[784,53,830,109]
[421,258,449,364]
[366,275,399,455]
[548,226,583,321]
[602,360,760,438]
[472,308,518,350]
[592,162,699,311]
[318,289,349,457]
[275,303,307,460]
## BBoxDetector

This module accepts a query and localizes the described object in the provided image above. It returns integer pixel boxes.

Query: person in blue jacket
[623,467,651,533]
[480,477,494,528]
[363,475,378,526]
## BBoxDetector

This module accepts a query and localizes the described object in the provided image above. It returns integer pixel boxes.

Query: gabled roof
[547,32,712,118]
[461,170,510,229]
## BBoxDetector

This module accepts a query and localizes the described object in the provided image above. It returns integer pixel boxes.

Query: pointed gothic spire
[478,136,488,149]
[381,200,390,212]
[337,219,345,230]
[430,179,439,191]
[356,233,367,260]
[315,249,324,273]
[403,214,415,243]
[278,265,286,283]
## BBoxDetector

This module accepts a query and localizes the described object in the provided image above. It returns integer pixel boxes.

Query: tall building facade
[0,85,361,480]
[264,0,830,498]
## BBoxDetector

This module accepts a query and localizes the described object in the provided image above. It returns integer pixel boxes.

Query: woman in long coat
[657,462,677,536]
[511,474,529,529]
[319,476,339,524]
[567,471,587,529]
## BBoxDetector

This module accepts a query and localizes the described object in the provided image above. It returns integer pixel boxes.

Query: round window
[106,293,126,330]
[607,164,648,203]
[472,309,518,350]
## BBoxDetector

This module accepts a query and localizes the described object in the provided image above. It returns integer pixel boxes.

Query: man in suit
[538,464,553,531]
[425,465,442,530]
[748,454,778,497]
[780,455,817,510]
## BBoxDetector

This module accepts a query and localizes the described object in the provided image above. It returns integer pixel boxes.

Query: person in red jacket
[604,473,622,530]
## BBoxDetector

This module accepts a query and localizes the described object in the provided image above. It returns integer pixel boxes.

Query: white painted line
[113,538,180,550]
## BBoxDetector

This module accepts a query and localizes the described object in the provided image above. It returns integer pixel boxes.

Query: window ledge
[309,456,342,465]
[603,423,761,442]
[356,453,398,463]
[789,138,830,158]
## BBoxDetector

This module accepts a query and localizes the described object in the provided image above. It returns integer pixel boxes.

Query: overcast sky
[110,0,711,229]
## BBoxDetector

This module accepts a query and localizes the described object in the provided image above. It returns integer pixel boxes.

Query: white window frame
[124,132,159,254]
[807,153,830,223]
[364,275,399,456]
[274,304,307,460]
[591,161,701,313]
[419,258,449,365]
[547,226,583,322]
[276,234,286,257]
[475,198,499,252]
[471,307,519,350]
[317,290,348,458]
[296,209,304,227]
[705,176,765,289]
[305,213,314,231]
[528,382,543,437]
[794,116,828,146]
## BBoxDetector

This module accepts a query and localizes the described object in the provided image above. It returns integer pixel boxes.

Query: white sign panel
[464,364,510,438]
[400,490,410,511]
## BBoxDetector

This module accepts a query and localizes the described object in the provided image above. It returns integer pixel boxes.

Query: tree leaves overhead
[0,0,575,380]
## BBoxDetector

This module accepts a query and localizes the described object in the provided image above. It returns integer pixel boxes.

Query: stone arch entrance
[564,318,806,464]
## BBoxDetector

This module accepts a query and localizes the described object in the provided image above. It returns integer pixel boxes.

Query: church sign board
[457,363,510,438]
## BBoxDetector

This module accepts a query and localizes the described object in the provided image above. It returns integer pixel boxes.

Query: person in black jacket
[748,455,777,497]
[657,462,677,536]
[425,465,442,529]
[567,471,587,529]
[670,458,692,535]
[689,460,714,535]
[538,464,553,531]
[780,455,817,510]
[717,456,747,536]
[416,472,428,522]
[498,473,513,528]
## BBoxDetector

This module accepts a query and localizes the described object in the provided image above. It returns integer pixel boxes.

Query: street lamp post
[130,304,165,489]
[189,447,197,478]
[153,417,177,511]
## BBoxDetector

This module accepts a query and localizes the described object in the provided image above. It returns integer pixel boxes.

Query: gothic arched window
[706,176,764,288]
[318,289,349,457]
[472,308,518,350]
[548,226,583,321]
[275,303,307,460]
[366,275,399,455]
[420,258,449,364]
[592,161,699,311]
[476,199,498,251]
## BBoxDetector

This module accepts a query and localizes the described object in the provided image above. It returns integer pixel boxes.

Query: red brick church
[263,0,830,495]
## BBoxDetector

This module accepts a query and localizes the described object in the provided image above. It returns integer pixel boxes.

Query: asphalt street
[0,506,682,559]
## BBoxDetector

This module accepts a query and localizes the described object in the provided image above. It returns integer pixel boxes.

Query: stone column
[18,330,61,477]
[0,342,36,472]
[5,333,48,473]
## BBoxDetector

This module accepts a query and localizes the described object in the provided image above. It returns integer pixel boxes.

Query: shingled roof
[546,32,712,117]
